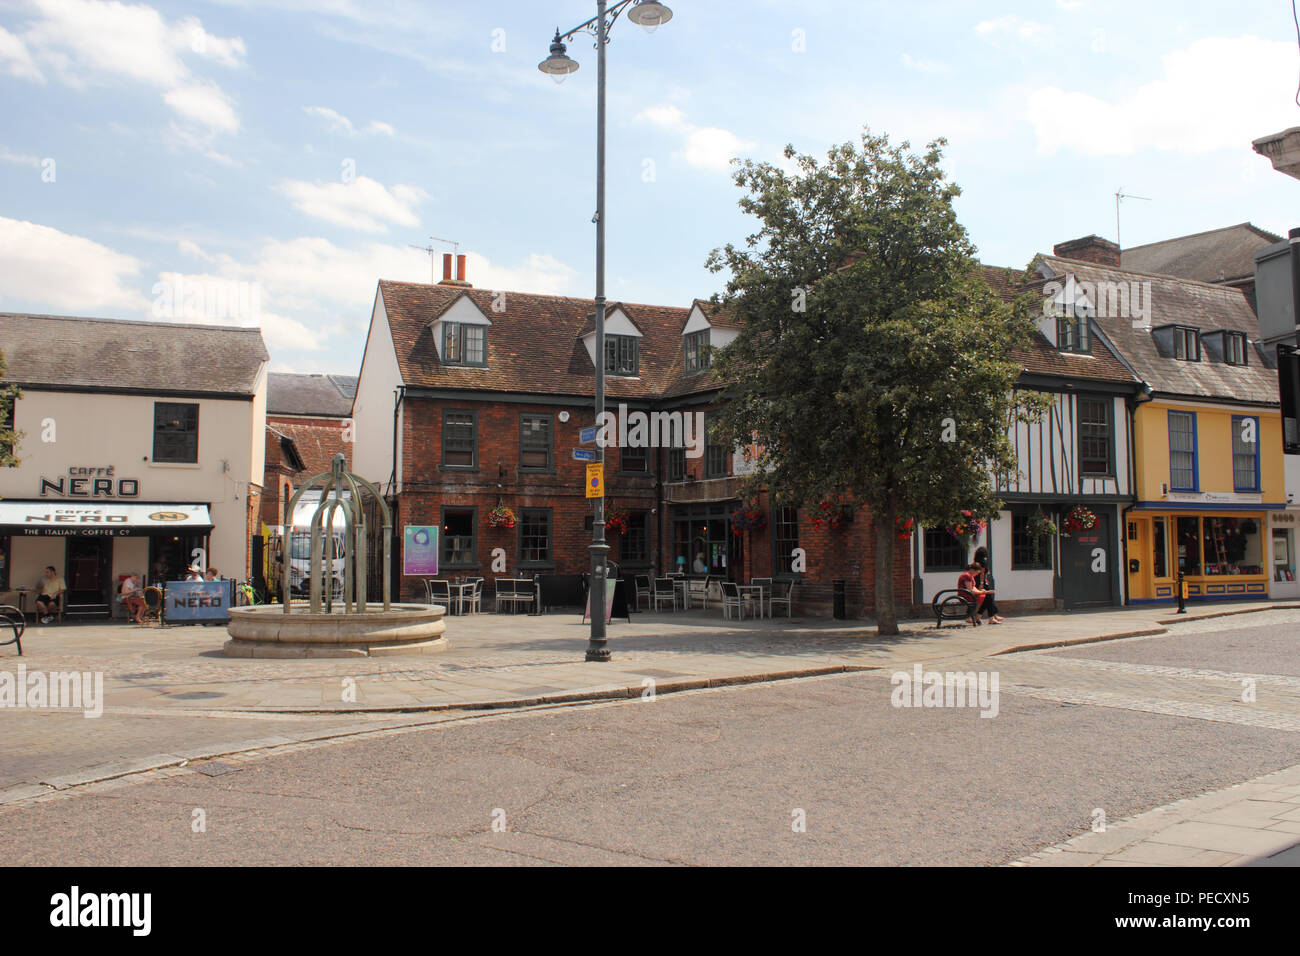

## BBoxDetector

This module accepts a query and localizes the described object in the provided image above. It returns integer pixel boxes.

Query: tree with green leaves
[706,129,1046,635]
[0,350,20,473]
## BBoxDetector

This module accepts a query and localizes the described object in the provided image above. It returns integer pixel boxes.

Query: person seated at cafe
[693,551,708,574]
[120,573,145,624]
[185,564,205,582]
[34,565,66,624]
[205,567,221,581]
[956,562,987,627]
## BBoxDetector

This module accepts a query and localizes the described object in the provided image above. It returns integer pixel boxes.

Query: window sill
[519,468,557,475]
[439,466,479,473]
[149,461,201,469]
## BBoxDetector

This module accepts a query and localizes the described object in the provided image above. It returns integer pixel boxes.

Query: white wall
[1005,393,1129,498]
[352,288,404,491]
[915,513,1056,604]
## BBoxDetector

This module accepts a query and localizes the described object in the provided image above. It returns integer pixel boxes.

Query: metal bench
[0,604,25,655]
[931,589,976,629]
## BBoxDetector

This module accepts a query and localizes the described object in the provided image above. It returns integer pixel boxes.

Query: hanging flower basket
[810,500,854,530]
[730,505,766,536]
[1062,505,1097,537]
[1026,510,1058,540]
[605,508,630,535]
[896,516,915,540]
[486,505,517,529]
[947,510,987,541]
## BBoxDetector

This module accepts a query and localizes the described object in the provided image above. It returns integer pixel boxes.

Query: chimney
[1053,235,1121,267]
[437,252,472,287]
[441,254,453,283]
[456,254,467,283]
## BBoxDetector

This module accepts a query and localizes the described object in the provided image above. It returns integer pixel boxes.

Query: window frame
[772,506,801,577]
[1231,415,1261,493]
[684,329,710,373]
[704,415,729,479]
[1225,331,1248,367]
[152,401,200,464]
[923,528,966,573]
[517,507,554,569]
[1056,312,1090,354]
[440,507,478,569]
[441,409,478,470]
[1010,509,1053,570]
[604,335,639,376]
[518,413,553,472]
[1173,326,1201,362]
[1077,396,1114,478]
[619,510,651,565]
[667,447,686,482]
[1168,410,1198,492]
[620,444,649,474]
[442,322,487,367]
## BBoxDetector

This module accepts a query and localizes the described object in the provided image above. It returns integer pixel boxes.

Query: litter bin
[832,579,846,620]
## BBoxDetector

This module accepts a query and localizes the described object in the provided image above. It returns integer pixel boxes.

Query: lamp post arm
[554,0,637,43]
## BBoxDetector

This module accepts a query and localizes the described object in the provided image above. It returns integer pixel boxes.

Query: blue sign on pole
[572,448,599,462]
[164,579,234,623]
[579,426,598,444]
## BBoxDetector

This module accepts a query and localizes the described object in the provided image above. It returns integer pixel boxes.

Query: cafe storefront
[1127,500,1275,604]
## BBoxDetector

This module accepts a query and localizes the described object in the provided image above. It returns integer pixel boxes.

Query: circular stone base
[223,603,447,658]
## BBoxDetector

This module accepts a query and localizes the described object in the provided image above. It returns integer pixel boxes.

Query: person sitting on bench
[956,562,987,627]
[34,565,66,624]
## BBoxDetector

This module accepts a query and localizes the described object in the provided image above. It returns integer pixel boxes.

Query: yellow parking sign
[585,463,604,499]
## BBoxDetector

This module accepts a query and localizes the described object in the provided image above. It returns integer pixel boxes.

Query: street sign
[585,463,604,499]
[572,448,599,462]
[580,426,598,444]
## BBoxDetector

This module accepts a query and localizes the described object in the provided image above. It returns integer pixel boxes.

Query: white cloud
[303,106,396,137]
[0,147,41,167]
[0,217,145,312]
[463,252,576,296]
[901,53,949,73]
[14,0,244,137]
[0,25,43,81]
[277,176,428,233]
[1027,36,1298,156]
[976,16,1049,46]
[635,105,756,171]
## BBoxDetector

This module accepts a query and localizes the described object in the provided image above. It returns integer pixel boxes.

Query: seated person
[692,551,708,574]
[956,562,987,627]
[204,567,221,581]
[34,565,66,624]
[120,573,146,624]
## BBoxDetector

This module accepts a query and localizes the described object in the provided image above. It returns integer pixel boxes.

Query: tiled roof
[1121,223,1282,285]
[267,419,351,476]
[0,313,267,395]
[268,372,357,417]
[1038,256,1277,404]
[379,281,690,400]
[979,265,1138,386]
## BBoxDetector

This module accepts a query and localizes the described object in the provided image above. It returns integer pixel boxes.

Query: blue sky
[2,0,1299,374]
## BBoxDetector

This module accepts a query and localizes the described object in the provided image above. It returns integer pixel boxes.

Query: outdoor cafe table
[736,584,764,619]
[447,582,475,615]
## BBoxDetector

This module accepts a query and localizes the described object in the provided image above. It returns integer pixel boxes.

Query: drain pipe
[1121,384,1153,605]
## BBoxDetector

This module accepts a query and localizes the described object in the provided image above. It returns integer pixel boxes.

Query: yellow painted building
[1126,399,1283,603]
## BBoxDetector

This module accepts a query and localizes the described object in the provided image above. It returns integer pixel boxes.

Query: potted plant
[896,516,915,540]
[1062,505,1097,537]
[730,504,766,535]
[948,510,987,543]
[605,507,630,535]
[1025,510,1058,563]
[486,504,517,530]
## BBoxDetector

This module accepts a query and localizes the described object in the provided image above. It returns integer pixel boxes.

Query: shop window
[1176,516,1201,575]
[442,508,476,568]
[442,411,477,469]
[1152,517,1168,579]
[1202,516,1263,576]
[519,414,552,470]
[1231,416,1260,493]
[620,511,650,564]
[519,509,552,567]
[1273,529,1294,581]
[1011,511,1052,570]
[773,507,800,575]
[153,402,199,463]
[924,528,965,572]
[0,534,9,590]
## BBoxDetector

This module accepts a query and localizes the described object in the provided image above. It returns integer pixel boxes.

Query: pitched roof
[267,372,357,417]
[1121,223,1282,285]
[379,280,690,400]
[1038,256,1277,404]
[0,313,267,395]
[268,420,351,476]
[978,265,1138,387]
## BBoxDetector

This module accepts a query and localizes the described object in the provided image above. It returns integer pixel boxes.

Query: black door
[66,536,112,610]
[1061,512,1114,608]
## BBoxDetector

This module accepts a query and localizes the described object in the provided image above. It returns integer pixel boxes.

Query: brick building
[351,257,913,616]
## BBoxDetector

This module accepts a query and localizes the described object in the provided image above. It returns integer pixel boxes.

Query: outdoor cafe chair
[466,578,484,614]
[721,581,747,620]
[428,579,455,613]
[634,575,652,611]
[141,586,164,627]
[494,578,515,613]
[751,577,773,618]
[769,579,794,619]
[652,577,678,612]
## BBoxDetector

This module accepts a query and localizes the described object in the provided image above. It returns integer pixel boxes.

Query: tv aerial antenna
[408,236,461,283]
[1115,188,1151,249]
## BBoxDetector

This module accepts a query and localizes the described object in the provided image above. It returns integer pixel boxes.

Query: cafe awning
[0,501,213,536]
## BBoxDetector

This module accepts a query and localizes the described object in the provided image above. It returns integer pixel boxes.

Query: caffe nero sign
[40,466,140,499]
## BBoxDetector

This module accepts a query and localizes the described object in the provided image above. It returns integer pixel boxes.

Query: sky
[2,0,1300,375]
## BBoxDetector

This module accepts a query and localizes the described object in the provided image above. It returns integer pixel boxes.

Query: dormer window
[684,329,710,372]
[1056,314,1090,354]
[1225,331,1248,366]
[443,322,486,366]
[1173,326,1200,361]
[604,335,638,376]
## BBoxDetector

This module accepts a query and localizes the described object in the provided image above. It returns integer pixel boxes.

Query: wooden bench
[0,605,25,655]
[931,589,976,629]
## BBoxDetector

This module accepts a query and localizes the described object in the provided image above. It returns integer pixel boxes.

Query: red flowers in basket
[605,508,630,535]
[810,500,854,530]
[1062,505,1097,536]
[730,505,766,535]
[486,505,517,529]
[896,517,915,540]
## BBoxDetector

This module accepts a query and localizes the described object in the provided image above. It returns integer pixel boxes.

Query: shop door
[66,537,112,608]
[1061,513,1114,608]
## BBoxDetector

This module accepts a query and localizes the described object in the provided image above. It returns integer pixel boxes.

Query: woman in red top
[956,563,986,626]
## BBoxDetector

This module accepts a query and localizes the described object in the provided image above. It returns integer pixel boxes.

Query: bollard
[1176,569,1187,614]
[833,579,846,620]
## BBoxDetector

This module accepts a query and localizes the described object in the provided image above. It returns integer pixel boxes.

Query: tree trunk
[874,499,899,635]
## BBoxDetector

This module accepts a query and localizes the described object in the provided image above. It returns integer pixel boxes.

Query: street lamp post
[540,0,673,663]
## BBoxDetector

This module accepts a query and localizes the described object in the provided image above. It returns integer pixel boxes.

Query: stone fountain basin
[224,603,447,658]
